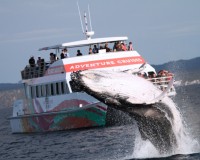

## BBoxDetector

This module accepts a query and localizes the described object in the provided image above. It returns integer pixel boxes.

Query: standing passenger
[60,50,65,59]
[54,54,59,61]
[29,56,35,67]
[37,57,42,66]
[63,48,70,58]
[88,48,93,54]
[76,50,83,56]
[39,58,45,76]
[92,45,98,53]
[128,42,134,51]
[105,43,111,52]
[116,42,122,51]
[50,53,55,63]
[121,43,127,51]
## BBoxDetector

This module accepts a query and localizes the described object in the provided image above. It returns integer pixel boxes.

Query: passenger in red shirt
[121,43,127,51]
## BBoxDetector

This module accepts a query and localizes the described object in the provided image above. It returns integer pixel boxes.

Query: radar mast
[77,2,94,40]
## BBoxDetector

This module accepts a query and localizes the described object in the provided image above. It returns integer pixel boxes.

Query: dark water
[0,84,200,160]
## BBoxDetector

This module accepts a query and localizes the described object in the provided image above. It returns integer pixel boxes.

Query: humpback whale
[70,70,180,154]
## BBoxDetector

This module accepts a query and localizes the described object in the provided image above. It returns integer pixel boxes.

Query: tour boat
[9,10,176,133]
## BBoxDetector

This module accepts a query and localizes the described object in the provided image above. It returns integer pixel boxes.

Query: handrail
[21,64,50,80]
[147,76,173,83]
[146,75,175,92]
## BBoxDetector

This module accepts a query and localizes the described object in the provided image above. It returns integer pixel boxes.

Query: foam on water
[131,128,160,159]
[132,97,199,159]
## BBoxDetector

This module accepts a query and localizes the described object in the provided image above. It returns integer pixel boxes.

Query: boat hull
[9,104,107,133]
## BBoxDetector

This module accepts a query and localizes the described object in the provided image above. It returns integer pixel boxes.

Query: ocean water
[0,84,200,160]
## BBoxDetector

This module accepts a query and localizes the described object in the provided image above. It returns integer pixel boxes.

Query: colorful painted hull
[10,103,107,133]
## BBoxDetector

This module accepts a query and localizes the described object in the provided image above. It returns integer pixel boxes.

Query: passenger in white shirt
[63,48,70,58]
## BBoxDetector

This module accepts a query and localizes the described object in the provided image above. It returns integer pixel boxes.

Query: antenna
[77,1,84,34]
[77,2,94,40]
[84,11,88,33]
[88,4,93,31]
[84,4,94,39]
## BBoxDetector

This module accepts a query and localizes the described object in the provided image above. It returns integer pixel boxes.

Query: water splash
[132,128,160,158]
[71,70,199,158]
[131,96,199,159]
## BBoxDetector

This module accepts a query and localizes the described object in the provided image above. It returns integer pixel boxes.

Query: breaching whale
[70,70,179,154]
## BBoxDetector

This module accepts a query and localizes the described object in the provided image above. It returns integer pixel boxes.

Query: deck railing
[147,76,175,92]
[21,65,49,80]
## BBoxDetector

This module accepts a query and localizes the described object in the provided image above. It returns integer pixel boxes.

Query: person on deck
[29,56,35,67]
[88,48,94,54]
[113,42,117,51]
[39,58,45,76]
[105,43,111,52]
[115,42,122,51]
[54,54,59,60]
[37,57,42,66]
[50,53,55,63]
[76,50,83,56]
[60,50,65,59]
[92,45,98,53]
[121,42,127,51]
[63,48,70,58]
[128,42,134,51]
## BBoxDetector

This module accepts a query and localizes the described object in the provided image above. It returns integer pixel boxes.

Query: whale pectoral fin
[145,78,174,105]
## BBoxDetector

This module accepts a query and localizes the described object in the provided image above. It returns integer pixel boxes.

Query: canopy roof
[39,36,128,51]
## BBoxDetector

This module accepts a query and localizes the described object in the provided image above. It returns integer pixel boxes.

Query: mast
[77,2,84,34]
[77,2,94,40]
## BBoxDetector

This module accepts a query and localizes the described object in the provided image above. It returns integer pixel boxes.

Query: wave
[174,80,200,87]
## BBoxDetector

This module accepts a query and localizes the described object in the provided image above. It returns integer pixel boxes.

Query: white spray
[78,70,199,158]
[132,96,199,159]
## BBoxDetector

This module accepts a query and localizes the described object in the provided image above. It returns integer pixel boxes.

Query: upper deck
[21,51,146,81]
[21,36,146,81]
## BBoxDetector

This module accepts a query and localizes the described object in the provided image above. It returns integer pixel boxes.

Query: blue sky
[0,0,200,83]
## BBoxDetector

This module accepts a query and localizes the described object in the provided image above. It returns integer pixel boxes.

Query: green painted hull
[10,105,107,133]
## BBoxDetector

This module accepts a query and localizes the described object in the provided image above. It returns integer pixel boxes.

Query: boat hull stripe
[64,56,145,72]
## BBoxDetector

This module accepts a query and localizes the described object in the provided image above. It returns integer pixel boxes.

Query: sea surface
[0,84,200,160]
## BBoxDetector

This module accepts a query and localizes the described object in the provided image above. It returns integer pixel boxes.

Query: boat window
[36,85,41,97]
[61,81,66,94]
[54,83,57,95]
[28,81,70,98]
[59,82,63,95]
[41,85,46,97]
[48,84,51,96]
[31,86,36,98]
[36,86,38,97]
[45,84,50,96]
[51,83,54,96]
[66,81,71,93]
[61,82,65,94]
[56,82,60,95]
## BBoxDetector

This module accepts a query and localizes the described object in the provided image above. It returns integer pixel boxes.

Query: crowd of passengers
[28,41,134,67]
[138,70,174,81]
[138,70,174,90]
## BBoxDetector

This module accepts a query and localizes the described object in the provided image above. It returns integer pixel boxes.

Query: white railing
[147,76,176,94]
[21,64,50,80]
